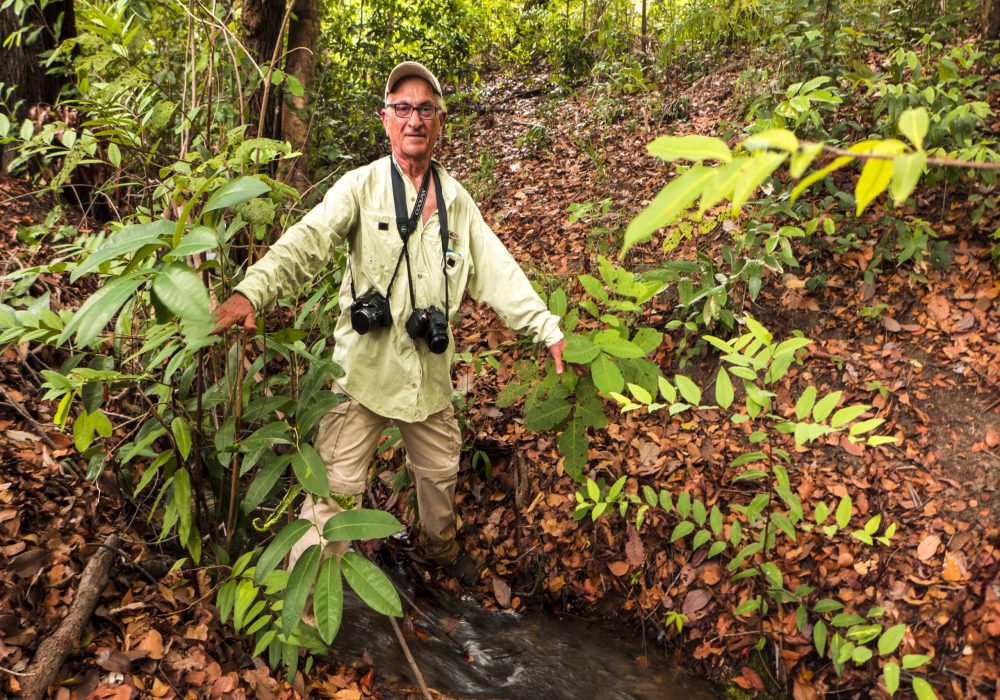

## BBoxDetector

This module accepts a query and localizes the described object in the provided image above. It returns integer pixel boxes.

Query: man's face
[381,76,446,163]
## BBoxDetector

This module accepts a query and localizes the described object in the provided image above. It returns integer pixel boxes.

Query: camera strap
[389,163,450,319]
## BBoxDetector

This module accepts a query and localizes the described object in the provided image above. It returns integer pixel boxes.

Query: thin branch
[388,615,433,700]
[818,143,1000,171]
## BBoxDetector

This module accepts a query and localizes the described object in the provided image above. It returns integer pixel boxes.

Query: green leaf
[790,154,855,201]
[70,219,173,282]
[674,374,702,406]
[313,556,344,644]
[677,491,691,517]
[883,662,900,695]
[204,176,271,213]
[578,274,608,302]
[525,395,572,431]
[715,368,734,409]
[831,404,869,428]
[171,225,219,258]
[742,129,799,153]
[594,330,646,358]
[152,262,212,322]
[107,142,121,167]
[852,645,873,664]
[831,613,866,627]
[898,107,929,150]
[623,166,715,252]
[547,288,567,317]
[590,353,625,394]
[813,598,844,614]
[814,502,830,525]
[878,623,907,656]
[890,151,926,207]
[647,135,732,163]
[323,508,403,542]
[855,141,906,216]
[670,520,695,542]
[58,274,145,347]
[734,598,761,616]
[292,444,330,496]
[558,417,589,479]
[731,153,786,210]
[281,544,321,635]
[795,386,817,420]
[563,333,601,364]
[911,677,938,700]
[171,417,191,460]
[812,391,842,422]
[341,551,402,617]
[814,619,828,656]
[708,540,727,558]
[710,505,723,534]
[789,142,823,178]
[255,519,312,583]
[692,529,711,550]
[836,495,853,528]
[902,653,933,670]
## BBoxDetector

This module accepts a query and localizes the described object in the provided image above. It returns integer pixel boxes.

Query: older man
[213,61,566,584]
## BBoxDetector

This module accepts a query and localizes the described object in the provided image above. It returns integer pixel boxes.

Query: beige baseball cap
[384,61,443,102]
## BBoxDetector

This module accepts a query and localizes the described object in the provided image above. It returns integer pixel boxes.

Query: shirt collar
[388,155,457,208]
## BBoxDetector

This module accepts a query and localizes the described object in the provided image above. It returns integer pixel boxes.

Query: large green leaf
[715,367,734,409]
[594,330,645,358]
[280,544,321,635]
[71,219,173,282]
[151,262,212,322]
[898,107,929,150]
[524,395,572,431]
[203,175,271,213]
[890,152,926,206]
[855,140,906,215]
[322,508,404,542]
[255,519,313,583]
[878,623,907,656]
[674,374,702,406]
[58,274,145,347]
[590,352,624,394]
[558,417,589,480]
[730,152,787,210]
[314,556,344,644]
[292,444,330,496]
[623,165,715,252]
[911,677,938,700]
[647,135,732,163]
[562,334,601,364]
[341,551,402,617]
[170,225,219,258]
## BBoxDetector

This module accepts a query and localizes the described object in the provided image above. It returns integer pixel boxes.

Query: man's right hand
[212,292,257,335]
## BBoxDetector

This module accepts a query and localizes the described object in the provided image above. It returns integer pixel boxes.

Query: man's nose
[406,110,424,127]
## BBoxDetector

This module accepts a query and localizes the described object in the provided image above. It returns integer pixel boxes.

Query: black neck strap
[349,161,450,322]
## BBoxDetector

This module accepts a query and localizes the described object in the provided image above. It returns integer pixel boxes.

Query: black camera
[405,306,449,354]
[350,289,391,334]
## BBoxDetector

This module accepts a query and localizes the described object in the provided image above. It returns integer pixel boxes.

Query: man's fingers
[243,313,257,333]
[549,339,566,375]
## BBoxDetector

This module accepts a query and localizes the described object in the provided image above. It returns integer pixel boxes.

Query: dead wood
[19,535,122,700]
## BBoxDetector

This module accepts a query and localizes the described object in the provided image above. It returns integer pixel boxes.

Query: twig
[388,615,433,700]
[818,143,1000,171]
[0,386,57,450]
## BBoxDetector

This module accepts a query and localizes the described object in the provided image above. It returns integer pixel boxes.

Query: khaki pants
[288,389,462,569]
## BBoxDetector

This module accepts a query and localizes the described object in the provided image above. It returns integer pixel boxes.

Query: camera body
[405,306,449,354]
[350,289,392,334]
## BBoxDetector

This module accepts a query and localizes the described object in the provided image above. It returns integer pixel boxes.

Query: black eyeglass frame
[385,102,443,120]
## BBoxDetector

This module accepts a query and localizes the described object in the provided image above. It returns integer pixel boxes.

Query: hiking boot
[443,550,479,585]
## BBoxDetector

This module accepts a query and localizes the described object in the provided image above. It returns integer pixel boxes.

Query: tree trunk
[277,0,318,191]
[0,0,76,169]
[984,0,1000,40]
[241,0,285,140]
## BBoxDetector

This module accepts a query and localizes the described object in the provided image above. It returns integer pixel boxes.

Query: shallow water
[328,572,719,700]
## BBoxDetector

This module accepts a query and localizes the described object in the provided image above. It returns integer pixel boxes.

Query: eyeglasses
[386,103,441,120]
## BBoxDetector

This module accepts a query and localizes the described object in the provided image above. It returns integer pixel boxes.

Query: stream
[328,568,720,699]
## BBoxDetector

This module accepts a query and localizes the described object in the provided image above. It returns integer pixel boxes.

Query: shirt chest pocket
[357,209,398,289]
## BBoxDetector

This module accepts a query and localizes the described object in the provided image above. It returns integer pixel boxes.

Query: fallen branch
[388,615,433,700]
[19,535,122,700]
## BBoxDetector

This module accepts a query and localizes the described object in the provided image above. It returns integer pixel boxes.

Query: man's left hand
[549,339,566,374]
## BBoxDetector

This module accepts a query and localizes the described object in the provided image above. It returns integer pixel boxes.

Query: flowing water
[328,571,719,700]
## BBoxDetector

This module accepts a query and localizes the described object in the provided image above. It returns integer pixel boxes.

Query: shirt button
[410,382,417,388]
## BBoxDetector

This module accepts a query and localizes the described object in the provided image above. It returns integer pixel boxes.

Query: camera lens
[427,329,448,354]
[352,307,375,334]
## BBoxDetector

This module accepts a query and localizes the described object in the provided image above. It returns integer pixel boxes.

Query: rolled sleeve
[234,173,359,310]
[466,208,563,346]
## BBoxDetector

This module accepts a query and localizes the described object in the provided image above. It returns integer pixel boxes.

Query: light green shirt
[235,156,563,422]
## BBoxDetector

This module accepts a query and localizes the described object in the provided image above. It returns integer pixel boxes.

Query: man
[213,61,566,584]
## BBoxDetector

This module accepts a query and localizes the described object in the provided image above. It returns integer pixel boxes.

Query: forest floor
[1,61,999,699]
